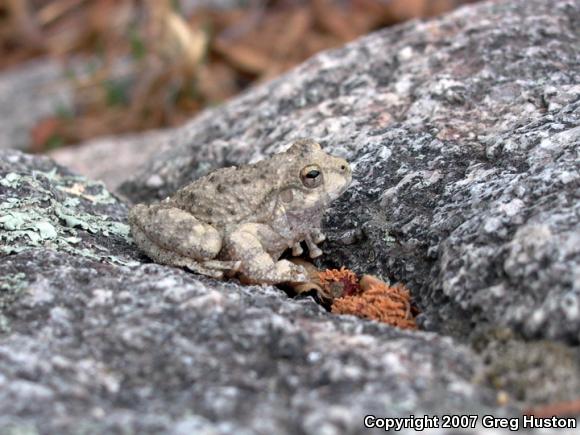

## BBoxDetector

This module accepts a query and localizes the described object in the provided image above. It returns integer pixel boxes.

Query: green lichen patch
[0,423,38,435]
[0,165,138,267]
[0,173,21,188]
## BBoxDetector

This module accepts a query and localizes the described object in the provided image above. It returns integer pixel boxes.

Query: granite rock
[2,0,580,432]
[0,59,72,150]
[120,0,580,344]
[0,149,506,434]
[49,129,174,191]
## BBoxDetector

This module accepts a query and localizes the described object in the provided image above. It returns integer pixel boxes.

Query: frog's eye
[300,165,323,188]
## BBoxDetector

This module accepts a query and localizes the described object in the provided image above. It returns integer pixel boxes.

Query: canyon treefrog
[129,139,352,284]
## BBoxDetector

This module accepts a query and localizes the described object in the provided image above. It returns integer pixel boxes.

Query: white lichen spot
[528,309,546,330]
[483,217,502,233]
[488,284,506,298]
[89,289,115,307]
[558,170,578,185]
[0,212,26,230]
[560,293,579,321]
[25,279,55,306]
[394,76,413,95]
[146,174,164,188]
[0,173,20,188]
[499,199,524,217]
[33,221,57,239]
[398,46,414,61]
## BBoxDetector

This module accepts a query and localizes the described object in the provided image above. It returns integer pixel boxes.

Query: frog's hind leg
[131,229,240,279]
[178,259,225,279]
[180,259,241,278]
[129,203,224,269]
[190,259,241,278]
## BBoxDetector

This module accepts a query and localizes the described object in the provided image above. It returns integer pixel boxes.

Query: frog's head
[280,139,352,212]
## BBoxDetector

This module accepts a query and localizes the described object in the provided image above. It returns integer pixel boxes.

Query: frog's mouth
[325,170,352,202]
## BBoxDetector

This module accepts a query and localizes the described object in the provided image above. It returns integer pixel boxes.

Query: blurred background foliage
[0,0,479,151]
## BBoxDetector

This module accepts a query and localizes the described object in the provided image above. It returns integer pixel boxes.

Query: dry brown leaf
[22,0,476,149]
[147,0,207,75]
[37,0,86,26]
[524,399,580,418]
[312,0,359,41]
[197,62,239,103]
[214,39,272,75]
[30,117,60,153]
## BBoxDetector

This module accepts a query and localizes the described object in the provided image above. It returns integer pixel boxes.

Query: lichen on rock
[0,150,137,265]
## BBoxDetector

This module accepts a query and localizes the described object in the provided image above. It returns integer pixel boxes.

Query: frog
[128,138,352,284]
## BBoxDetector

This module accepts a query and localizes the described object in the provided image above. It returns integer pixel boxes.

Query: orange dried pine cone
[317,267,361,298]
[320,271,418,330]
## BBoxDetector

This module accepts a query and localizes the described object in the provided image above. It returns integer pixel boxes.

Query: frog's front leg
[291,242,303,256]
[223,223,308,284]
[304,235,323,258]
[310,228,326,244]
[301,228,325,258]
[290,229,325,259]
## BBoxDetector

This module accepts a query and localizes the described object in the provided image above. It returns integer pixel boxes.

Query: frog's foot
[241,256,309,284]
[305,234,323,259]
[225,229,308,284]
[182,262,224,279]
[291,242,303,256]
[310,228,326,244]
[182,259,242,279]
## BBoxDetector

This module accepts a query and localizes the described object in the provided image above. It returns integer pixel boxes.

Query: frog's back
[171,162,282,227]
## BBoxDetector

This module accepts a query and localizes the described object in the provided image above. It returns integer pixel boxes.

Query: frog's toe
[184,259,242,279]
[291,242,304,256]
[308,246,323,258]
[304,234,324,258]
[311,230,326,244]
[183,262,224,279]
[201,260,242,272]
[278,260,308,282]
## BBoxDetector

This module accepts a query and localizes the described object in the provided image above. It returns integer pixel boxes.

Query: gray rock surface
[0,149,506,434]
[0,59,73,150]
[2,0,580,432]
[49,129,173,191]
[120,0,580,344]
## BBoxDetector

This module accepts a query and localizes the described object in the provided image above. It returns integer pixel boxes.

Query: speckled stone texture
[50,129,173,191]
[121,0,580,344]
[0,59,72,150]
[0,150,507,434]
[2,0,580,432]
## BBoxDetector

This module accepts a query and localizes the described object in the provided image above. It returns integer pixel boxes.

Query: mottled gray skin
[129,139,351,283]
